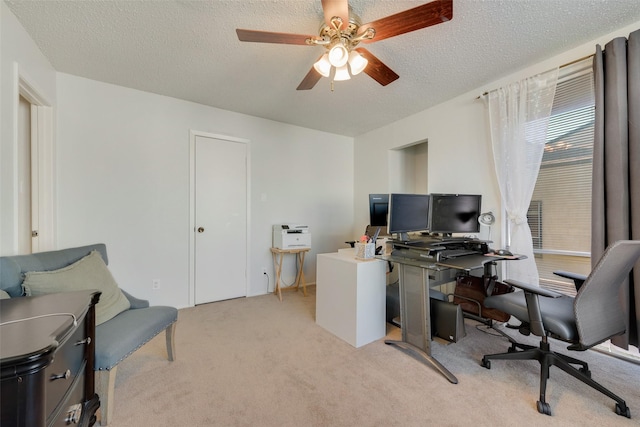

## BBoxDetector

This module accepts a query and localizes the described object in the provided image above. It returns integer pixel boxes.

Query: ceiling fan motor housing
[311,8,373,52]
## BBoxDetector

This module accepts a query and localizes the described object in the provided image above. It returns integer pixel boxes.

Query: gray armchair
[480,240,640,418]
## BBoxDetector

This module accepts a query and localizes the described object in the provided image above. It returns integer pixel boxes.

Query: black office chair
[480,240,640,418]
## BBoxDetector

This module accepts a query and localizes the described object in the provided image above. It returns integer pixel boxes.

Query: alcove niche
[388,139,428,194]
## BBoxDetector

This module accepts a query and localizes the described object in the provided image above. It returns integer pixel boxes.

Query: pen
[371,227,381,242]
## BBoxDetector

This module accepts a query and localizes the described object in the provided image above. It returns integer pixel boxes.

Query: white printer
[272,224,311,249]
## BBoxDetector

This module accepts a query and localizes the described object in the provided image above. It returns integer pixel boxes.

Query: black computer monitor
[368,194,389,227]
[429,194,482,236]
[387,193,430,241]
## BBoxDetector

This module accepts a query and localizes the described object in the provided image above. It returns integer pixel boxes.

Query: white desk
[316,249,386,348]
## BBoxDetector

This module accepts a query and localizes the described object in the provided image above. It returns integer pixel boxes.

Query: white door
[17,95,32,254]
[194,135,248,304]
[17,95,41,254]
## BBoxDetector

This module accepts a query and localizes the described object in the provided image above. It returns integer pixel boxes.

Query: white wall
[354,20,640,248]
[0,2,57,255]
[56,74,353,308]
[1,2,353,309]
[3,1,639,308]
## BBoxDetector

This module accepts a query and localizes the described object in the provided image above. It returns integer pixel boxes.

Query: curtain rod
[476,53,594,99]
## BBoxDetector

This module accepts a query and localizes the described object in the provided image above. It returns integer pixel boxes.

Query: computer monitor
[387,193,430,242]
[429,194,482,236]
[368,194,389,227]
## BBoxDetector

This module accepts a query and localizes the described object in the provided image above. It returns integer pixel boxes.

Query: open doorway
[388,139,428,194]
[17,73,55,254]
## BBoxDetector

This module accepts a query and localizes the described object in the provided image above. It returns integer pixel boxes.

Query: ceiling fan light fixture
[237,0,455,91]
[348,50,368,76]
[328,42,349,67]
[313,54,331,77]
[333,64,351,81]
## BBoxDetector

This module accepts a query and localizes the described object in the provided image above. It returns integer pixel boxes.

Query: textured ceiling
[6,0,640,137]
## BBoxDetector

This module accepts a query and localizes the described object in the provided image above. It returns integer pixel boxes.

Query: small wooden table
[270,247,309,301]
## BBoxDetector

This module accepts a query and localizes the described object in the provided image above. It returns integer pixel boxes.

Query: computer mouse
[496,249,513,256]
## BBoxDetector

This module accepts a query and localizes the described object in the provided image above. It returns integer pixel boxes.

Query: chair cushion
[22,250,130,325]
[485,291,578,341]
[0,257,25,297]
[95,305,178,370]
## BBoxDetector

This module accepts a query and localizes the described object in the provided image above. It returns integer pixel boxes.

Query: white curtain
[485,68,559,285]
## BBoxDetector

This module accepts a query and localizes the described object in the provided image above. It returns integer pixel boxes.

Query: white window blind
[529,58,594,296]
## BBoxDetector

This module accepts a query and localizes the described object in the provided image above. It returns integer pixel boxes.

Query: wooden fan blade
[297,60,324,90]
[321,0,349,28]
[359,0,453,43]
[355,48,399,86]
[236,29,315,45]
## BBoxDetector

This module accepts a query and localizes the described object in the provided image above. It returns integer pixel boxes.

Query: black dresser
[1,290,101,427]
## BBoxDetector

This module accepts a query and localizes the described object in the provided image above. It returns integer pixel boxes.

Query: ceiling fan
[236,0,453,90]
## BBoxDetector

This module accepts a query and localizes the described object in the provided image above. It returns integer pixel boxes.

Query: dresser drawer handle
[51,369,71,381]
[65,403,83,424]
[75,337,91,346]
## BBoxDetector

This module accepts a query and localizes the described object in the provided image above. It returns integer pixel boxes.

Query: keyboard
[400,238,441,248]
[438,249,479,259]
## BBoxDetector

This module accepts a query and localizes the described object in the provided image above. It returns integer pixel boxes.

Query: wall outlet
[152,279,160,290]
[262,267,267,275]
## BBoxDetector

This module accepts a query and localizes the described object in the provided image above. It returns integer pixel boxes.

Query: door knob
[197,227,205,233]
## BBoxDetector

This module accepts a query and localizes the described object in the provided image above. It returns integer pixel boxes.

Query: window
[528,58,594,296]
[528,57,640,363]
[527,200,543,250]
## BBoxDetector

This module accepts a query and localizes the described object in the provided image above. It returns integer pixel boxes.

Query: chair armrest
[504,279,563,298]
[553,270,587,292]
[504,279,562,337]
[121,289,150,309]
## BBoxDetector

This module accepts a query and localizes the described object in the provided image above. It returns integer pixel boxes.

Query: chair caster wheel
[615,403,631,418]
[481,358,491,369]
[537,401,552,416]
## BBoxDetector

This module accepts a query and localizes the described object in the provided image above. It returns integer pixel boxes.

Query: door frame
[188,130,251,307]
[15,64,55,252]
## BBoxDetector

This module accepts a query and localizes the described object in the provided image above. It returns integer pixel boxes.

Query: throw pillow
[23,250,130,325]
[0,289,10,299]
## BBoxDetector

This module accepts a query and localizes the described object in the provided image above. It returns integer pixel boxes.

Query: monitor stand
[396,232,411,243]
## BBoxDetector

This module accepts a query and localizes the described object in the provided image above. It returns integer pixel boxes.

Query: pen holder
[355,242,375,260]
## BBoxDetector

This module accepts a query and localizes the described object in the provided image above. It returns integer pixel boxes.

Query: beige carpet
[104,286,640,426]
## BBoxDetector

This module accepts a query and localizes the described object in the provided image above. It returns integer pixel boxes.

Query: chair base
[481,339,631,418]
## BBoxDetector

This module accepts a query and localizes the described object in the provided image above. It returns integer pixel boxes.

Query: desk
[270,247,309,301]
[378,252,502,384]
[316,250,386,348]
